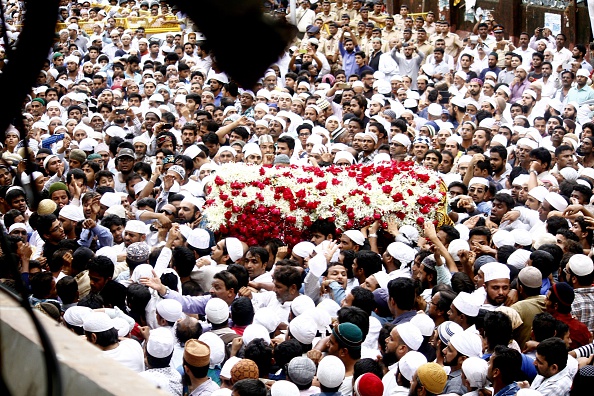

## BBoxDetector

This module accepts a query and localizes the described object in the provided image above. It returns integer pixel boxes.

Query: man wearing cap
[511,267,546,349]
[448,292,480,330]
[183,339,219,395]
[142,327,182,395]
[545,283,591,349]
[566,68,594,104]
[325,322,362,395]
[563,254,594,332]
[442,330,483,394]
[409,362,447,396]
[382,241,415,279]
[83,311,144,372]
[480,262,511,310]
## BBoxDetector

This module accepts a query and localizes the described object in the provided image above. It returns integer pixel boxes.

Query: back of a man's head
[233,379,267,396]
[388,277,415,311]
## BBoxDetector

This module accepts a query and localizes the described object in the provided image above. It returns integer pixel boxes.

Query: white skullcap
[568,254,594,276]
[83,311,114,333]
[147,327,175,358]
[125,220,148,235]
[363,131,378,144]
[253,307,281,333]
[104,205,126,219]
[458,154,473,164]
[410,314,435,337]
[576,68,590,78]
[481,262,511,283]
[243,323,271,346]
[374,153,391,165]
[63,306,92,327]
[317,356,345,389]
[507,249,531,269]
[544,192,568,211]
[491,134,508,146]
[271,380,300,396]
[428,103,443,117]
[462,357,488,388]
[437,321,463,345]
[220,356,242,380]
[133,180,148,196]
[517,138,538,150]
[452,292,480,317]
[369,271,387,290]
[492,230,515,248]
[96,246,117,266]
[510,229,533,247]
[205,298,230,324]
[334,151,356,164]
[455,224,470,242]
[187,228,210,250]
[317,299,341,319]
[243,143,262,158]
[397,225,420,245]
[396,322,423,350]
[448,239,469,261]
[469,177,489,187]
[399,351,428,382]
[392,133,412,148]
[386,242,416,265]
[199,331,226,368]
[289,313,318,345]
[59,204,85,222]
[516,389,545,396]
[449,330,483,358]
[291,295,316,317]
[512,174,529,186]
[156,299,183,322]
[293,241,315,258]
[8,223,27,234]
[559,167,578,182]
[343,230,365,246]
[225,237,244,262]
[100,192,121,207]
[217,146,237,157]
[528,186,548,203]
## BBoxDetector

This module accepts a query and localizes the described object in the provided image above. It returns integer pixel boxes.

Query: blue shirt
[495,382,520,396]
[566,85,594,105]
[339,42,360,77]
[391,310,417,325]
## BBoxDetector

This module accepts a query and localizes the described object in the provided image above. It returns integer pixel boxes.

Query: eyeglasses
[159,209,174,215]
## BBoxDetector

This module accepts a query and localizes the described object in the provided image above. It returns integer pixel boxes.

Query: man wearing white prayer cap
[287,313,318,346]
[383,242,416,279]
[124,220,147,247]
[63,306,92,334]
[480,262,511,310]
[291,241,315,265]
[156,299,183,326]
[290,295,315,318]
[396,351,427,393]
[461,356,488,393]
[442,330,483,395]
[449,291,480,330]
[83,311,145,372]
[468,177,492,215]
[340,230,365,252]
[564,254,594,332]
[539,192,568,221]
[143,327,182,395]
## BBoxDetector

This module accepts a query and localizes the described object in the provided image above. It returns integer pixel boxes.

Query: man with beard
[530,337,573,395]
[180,123,198,151]
[177,195,203,228]
[514,138,538,170]
[442,330,483,395]
[479,52,501,80]
[416,255,437,305]
[382,323,424,393]
[466,78,483,102]
[392,43,425,90]
[490,146,510,190]
[567,44,592,72]
[408,362,447,396]
[480,262,511,310]
[38,214,67,267]
[251,265,302,324]
[182,339,219,396]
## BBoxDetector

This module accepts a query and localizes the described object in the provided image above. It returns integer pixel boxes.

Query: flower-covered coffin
[203,161,450,247]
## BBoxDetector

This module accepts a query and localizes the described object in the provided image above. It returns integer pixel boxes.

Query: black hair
[172,246,196,278]
[244,338,273,377]
[353,358,383,382]
[272,265,302,290]
[175,319,203,346]
[388,277,415,310]
[340,249,356,279]
[226,264,249,289]
[437,225,460,245]
[232,379,266,396]
[349,286,376,315]
[546,216,569,236]
[230,297,254,326]
[492,345,522,385]
[277,135,295,151]
[56,275,78,304]
[355,250,383,279]
[484,311,512,351]
[530,250,556,278]
[530,147,552,170]
[309,218,337,239]
[246,246,269,266]
[87,327,118,347]
[273,339,302,368]
[337,306,369,339]
[87,255,115,279]
[536,337,568,371]
[450,272,475,294]
[30,272,54,299]
[532,313,558,342]
[469,226,492,244]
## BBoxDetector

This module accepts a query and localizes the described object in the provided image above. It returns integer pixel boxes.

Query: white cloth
[103,338,145,372]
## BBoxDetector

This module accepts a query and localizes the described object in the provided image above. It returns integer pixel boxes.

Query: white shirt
[103,338,145,372]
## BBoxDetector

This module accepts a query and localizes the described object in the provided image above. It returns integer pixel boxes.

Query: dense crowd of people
[2,0,594,396]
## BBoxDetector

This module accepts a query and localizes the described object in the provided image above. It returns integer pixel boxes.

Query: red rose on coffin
[204,161,447,247]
